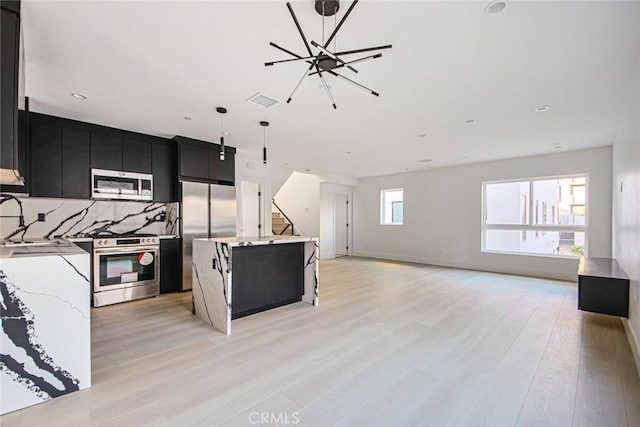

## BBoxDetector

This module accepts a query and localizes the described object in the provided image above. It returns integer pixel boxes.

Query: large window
[482,175,587,257]
[381,189,403,225]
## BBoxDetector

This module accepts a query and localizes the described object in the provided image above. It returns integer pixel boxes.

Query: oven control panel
[94,236,159,247]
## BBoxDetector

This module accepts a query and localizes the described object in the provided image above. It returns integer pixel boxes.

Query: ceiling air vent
[246,92,280,109]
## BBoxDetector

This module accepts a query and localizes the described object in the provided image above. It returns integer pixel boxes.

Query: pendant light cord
[322,1,325,44]
[334,7,337,51]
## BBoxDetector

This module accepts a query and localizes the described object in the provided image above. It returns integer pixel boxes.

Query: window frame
[380,188,404,226]
[481,174,589,258]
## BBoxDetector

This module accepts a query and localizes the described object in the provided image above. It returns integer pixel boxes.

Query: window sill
[481,249,582,260]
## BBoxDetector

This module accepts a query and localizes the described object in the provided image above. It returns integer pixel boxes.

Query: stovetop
[73,232,158,239]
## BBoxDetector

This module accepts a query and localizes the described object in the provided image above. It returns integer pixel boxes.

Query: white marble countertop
[0,239,86,259]
[196,235,318,247]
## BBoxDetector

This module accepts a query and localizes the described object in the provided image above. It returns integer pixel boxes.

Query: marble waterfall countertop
[192,236,319,334]
[202,235,319,246]
[0,241,91,414]
[0,239,87,259]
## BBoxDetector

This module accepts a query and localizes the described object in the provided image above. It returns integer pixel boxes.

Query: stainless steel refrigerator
[181,181,236,290]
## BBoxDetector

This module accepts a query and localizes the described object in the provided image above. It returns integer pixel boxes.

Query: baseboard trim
[351,251,577,282]
[622,319,640,377]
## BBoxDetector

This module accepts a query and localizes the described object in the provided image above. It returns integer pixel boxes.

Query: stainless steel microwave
[91,169,153,201]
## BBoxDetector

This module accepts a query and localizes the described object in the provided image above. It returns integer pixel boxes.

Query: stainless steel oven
[93,236,159,307]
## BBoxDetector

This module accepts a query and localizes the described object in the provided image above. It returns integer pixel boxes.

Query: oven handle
[94,246,159,255]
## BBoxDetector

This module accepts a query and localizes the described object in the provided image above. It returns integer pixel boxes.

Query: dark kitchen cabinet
[1,4,19,173]
[91,133,122,170]
[123,138,152,173]
[27,112,178,201]
[179,142,209,181]
[160,238,182,294]
[152,141,178,202]
[176,136,235,185]
[231,243,304,319]
[209,149,235,185]
[31,115,91,199]
[62,128,90,199]
[30,123,62,197]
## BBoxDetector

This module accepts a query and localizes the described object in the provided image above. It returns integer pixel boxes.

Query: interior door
[241,181,260,237]
[335,193,348,257]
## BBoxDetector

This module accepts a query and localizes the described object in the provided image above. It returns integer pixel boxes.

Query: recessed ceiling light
[404,168,410,171]
[222,131,232,136]
[70,92,87,99]
[345,151,352,154]
[552,142,561,146]
[417,134,427,138]
[417,159,432,163]
[284,163,289,166]
[184,116,192,121]
[305,168,310,172]
[466,119,475,124]
[485,1,506,14]
[555,146,563,149]
[535,106,550,112]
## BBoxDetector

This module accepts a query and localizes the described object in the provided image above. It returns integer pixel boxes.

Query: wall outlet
[37,213,46,222]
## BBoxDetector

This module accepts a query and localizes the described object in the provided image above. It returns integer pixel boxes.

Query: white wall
[235,151,273,237]
[271,167,293,195]
[613,9,640,370]
[273,172,321,237]
[319,183,354,259]
[353,147,612,281]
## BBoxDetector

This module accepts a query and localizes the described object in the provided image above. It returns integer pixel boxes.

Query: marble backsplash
[0,195,179,241]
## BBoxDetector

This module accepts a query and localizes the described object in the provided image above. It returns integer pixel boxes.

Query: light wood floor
[2,257,639,426]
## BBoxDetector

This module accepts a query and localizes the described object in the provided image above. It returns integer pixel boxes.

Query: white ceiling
[21,0,640,178]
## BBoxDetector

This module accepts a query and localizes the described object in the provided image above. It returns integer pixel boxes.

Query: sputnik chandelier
[265,0,392,109]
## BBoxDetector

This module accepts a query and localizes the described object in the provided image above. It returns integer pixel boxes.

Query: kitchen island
[0,241,91,415]
[192,236,319,334]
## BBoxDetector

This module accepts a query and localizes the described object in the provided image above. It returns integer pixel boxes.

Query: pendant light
[216,107,227,160]
[260,121,269,165]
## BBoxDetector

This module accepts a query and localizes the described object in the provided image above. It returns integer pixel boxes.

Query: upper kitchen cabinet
[175,136,235,185]
[28,113,178,201]
[177,139,209,181]
[208,149,235,185]
[30,114,90,199]
[122,138,152,174]
[91,133,122,170]
[152,140,178,203]
[1,1,24,188]
[30,121,62,197]
[62,128,90,199]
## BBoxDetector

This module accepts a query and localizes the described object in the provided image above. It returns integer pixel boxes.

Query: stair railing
[272,199,295,236]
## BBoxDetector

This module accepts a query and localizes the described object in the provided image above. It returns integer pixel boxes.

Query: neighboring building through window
[483,175,587,257]
[381,189,403,225]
